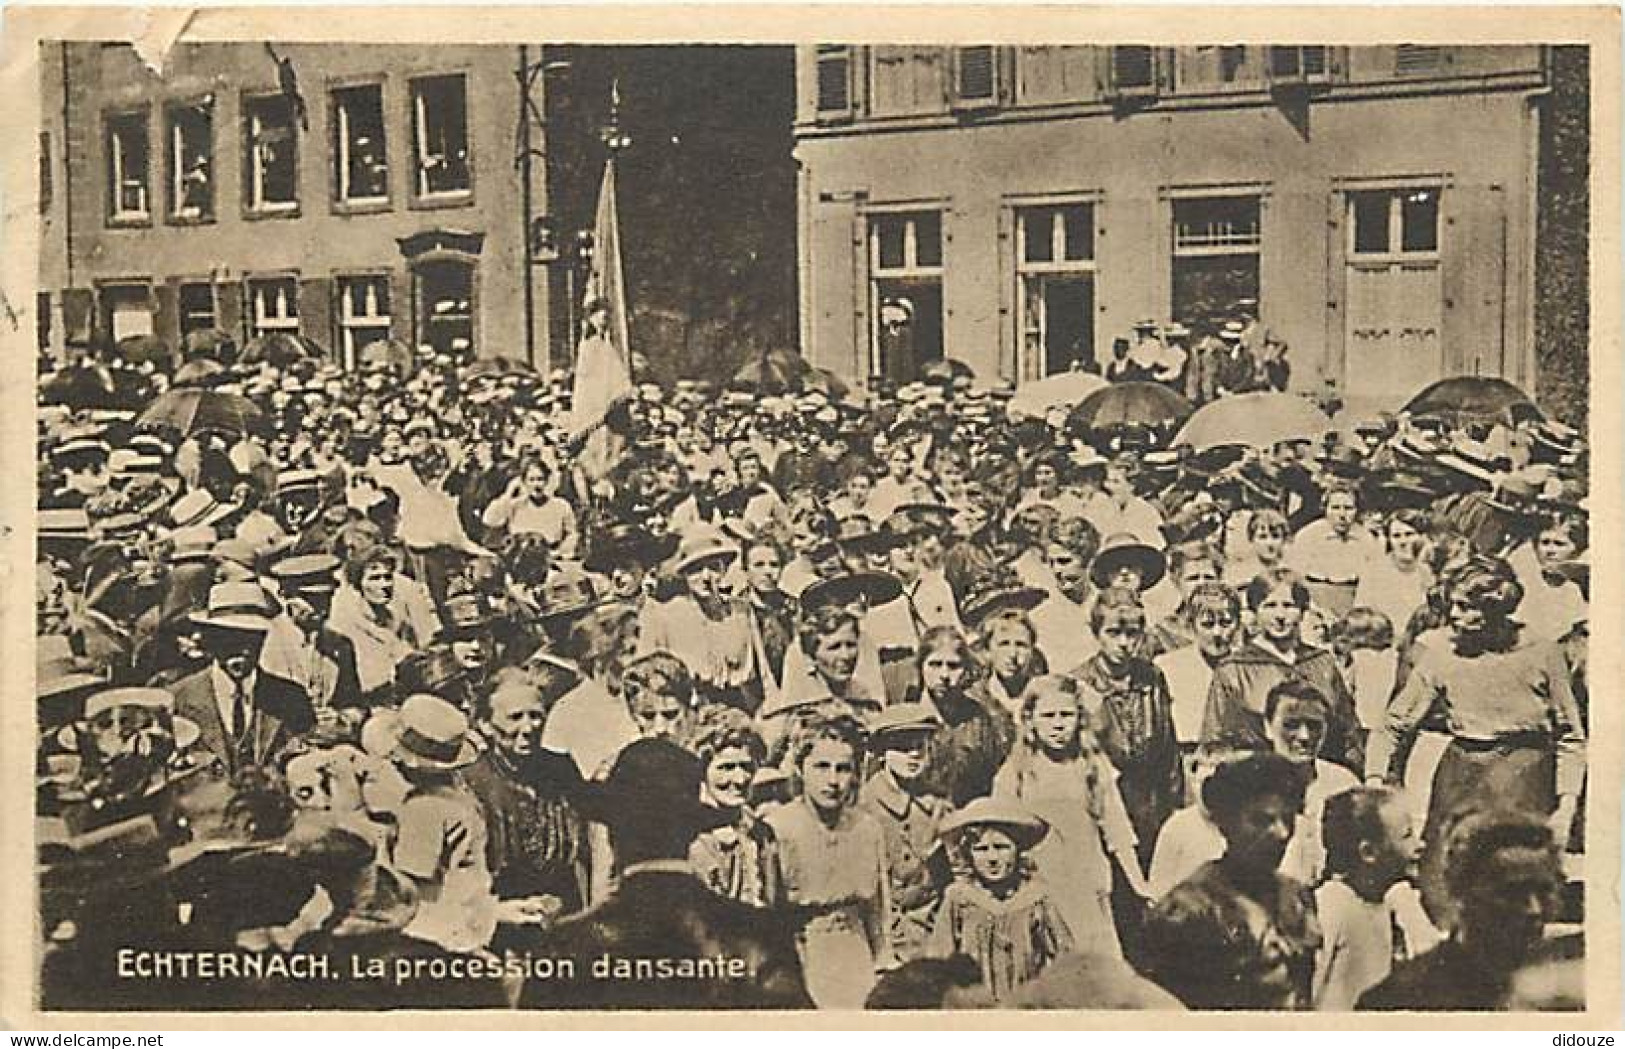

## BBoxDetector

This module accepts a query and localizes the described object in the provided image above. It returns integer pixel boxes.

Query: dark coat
[518,866,813,1010]
[1201,640,1363,774]
[171,666,314,776]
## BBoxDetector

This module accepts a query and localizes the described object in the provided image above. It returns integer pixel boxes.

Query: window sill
[244,204,301,222]
[409,191,475,212]
[165,212,216,228]
[106,214,152,229]
[333,198,393,217]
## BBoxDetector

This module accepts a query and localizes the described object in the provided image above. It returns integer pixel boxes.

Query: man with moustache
[463,678,591,917]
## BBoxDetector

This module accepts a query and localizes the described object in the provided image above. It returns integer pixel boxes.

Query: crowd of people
[35,325,1589,1012]
[1095,299,1292,400]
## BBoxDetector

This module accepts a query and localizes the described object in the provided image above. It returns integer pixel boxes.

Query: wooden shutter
[299,276,334,355]
[816,46,854,120]
[1395,45,1446,76]
[1441,183,1506,376]
[154,278,180,349]
[851,209,869,379]
[216,280,244,346]
[954,46,998,106]
[996,204,1015,382]
[1324,190,1347,388]
[62,288,94,346]
[1110,46,1158,95]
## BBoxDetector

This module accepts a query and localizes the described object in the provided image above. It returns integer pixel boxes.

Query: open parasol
[1009,371,1109,419]
[138,387,264,437]
[731,347,813,395]
[241,332,321,367]
[172,358,226,388]
[1174,390,1334,451]
[181,328,234,362]
[1401,375,1541,424]
[1067,381,1192,433]
[115,334,173,370]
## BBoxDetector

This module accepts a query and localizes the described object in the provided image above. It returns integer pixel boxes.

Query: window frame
[241,91,301,219]
[165,97,216,225]
[335,272,394,370]
[408,72,475,207]
[104,106,152,227]
[1171,193,1265,258]
[1015,201,1097,275]
[1107,45,1162,98]
[330,79,392,212]
[868,209,945,279]
[245,274,302,339]
[1346,185,1443,264]
[950,45,1004,110]
[176,280,219,336]
[1013,197,1100,382]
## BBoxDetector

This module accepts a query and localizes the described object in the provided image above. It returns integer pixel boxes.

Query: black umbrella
[41,365,120,410]
[138,387,264,437]
[732,348,812,395]
[115,334,173,370]
[1402,375,1541,424]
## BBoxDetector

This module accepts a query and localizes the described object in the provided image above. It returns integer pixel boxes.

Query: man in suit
[172,581,315,779]
[519,737,812,1010]
[261,553,365,722]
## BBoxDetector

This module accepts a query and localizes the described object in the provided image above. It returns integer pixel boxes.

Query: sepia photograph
[10,8,1618,1024]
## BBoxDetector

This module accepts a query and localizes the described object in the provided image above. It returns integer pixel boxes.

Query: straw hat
[867,701,943,741]
[190,581,278,633]
[939,797,1049,850]
[1089,533,1167,591]
[388,694,479,771]
[671,526,738,575]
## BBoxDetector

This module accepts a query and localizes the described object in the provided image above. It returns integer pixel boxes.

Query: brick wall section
[1534,45,1590,427]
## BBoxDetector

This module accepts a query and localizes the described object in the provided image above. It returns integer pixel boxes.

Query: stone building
[793,45,1584,414]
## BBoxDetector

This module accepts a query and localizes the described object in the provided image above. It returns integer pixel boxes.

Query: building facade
[39,42,551,367]
[793,45,1562,411]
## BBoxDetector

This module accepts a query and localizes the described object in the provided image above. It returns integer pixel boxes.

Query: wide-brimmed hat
[169,489,237,530]
[38,654,105,728]
[388,693,479,771]
[801,571,903,616]
[191,581,278,633]
[69,687,201,753]
[1317,444,1367,482]
[39,507,92,545]
[270,552,341,593]
[670,526,738,575]
[1484,473,1546,517]
[959,571,1047,628]
[1089,533,1167,590]
[579,737,730,836]
[166,525,219,564]
[939,797,1049,850]
[530,568,603,624]
[835,514,897,553]
[1363,470,1438,512]
[890,502,957,537]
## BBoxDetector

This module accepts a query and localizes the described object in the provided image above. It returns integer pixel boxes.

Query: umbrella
[115,334,173,370]
[467,354,537,379]
[40,366,121,410]
[1402,375,1541,424]
[1067,381,1193,432]
[138,387,264,437]
[241,332,319,367]
[732,347,812,394]
[1174,391,1334,451]
[1009,371,1109,418]
[173,358,226,387]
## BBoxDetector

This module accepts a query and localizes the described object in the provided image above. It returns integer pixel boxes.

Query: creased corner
[129,8,198,78]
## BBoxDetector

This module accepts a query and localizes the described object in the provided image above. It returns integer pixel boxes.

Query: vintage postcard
[1,4,1619,1029]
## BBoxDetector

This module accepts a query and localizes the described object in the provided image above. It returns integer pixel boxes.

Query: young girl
[1327,606,1399,751]
[928,796,1074,1003]
[765,710,890,1008]
[977,608,1042,719]
[913,626,1016,808]
[994,675,1147,957]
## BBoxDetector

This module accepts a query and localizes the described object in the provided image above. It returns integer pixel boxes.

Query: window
[243,94,298,212]
[178,283,216,335]
[248,277,300,338]
[815,45,855,117]
[167,101,214,221]
[332,84,389,205]
[952,46,999,107]
[869,210,945,382]
[1109,46,1159,94]
[337,276,391,368]
[411,74,471,199]
[39,132,52,215]
[1269,45,1329,80]
[1016,203,1097,378]
[1173,196,1262,254]
[1349,188,1441,259]
[1394,45,1445,75]
[1172,195,1262,335]
[105,110,150,222]
[1176,46,1264,91]
[414,259,474,358]
[100,283,153,341]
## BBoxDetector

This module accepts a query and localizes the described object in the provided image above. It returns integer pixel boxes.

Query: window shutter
[299,276,334,357]
[956,46,997,102]
[996,205,1015,382]
[216,280,244,346]
[62,288,94,346]
[1441,185,1505,376]
[1325,191,1346,387]
[816,46,853,119]
[390,267,414,349]
[1110,46,1158,95]
[1395,45,1445,75]
[851,211,869,379]
[154,278,180,350]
